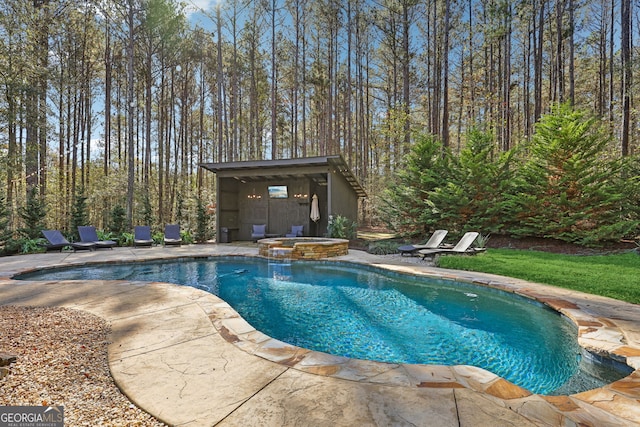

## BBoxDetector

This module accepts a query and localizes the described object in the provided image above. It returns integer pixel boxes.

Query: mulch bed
[486,235,636,255]
[353,228,637,256]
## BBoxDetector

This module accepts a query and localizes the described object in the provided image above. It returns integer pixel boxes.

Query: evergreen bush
[19,186,46,240]
[507,103,637,245]
[70,190,89,241]
[380,106,638,247]
[427,129,515,234]
[379,134,453,236]
[195,197,209,243]
[381,130,514,237]
[141,193,154,227]
[0,195,13,255]
[108,205,127,235]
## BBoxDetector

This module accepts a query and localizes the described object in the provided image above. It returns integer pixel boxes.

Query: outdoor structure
[200,155,367,242]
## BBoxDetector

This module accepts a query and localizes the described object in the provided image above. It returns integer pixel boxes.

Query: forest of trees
[0,0,638,244]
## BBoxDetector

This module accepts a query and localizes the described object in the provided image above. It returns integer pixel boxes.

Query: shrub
[119,232,134,247]
[327,215,357,239]
[108,205,127,235]
[180,230,194,244]
[0,195,12,256]
[195,197,210,243]
[427,129,515,234]
[97,229,118,245]
[380,107,639,247]
[379,134,454,236]
[380,130,514,237]
[21,238,46,254]
[152,231,164,245]
[507,104,637,245]
[19,187,46,240]
[70,189,88,241]
[141,193,154,227]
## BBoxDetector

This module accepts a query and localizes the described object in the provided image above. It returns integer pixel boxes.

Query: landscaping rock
[0,352,17,367]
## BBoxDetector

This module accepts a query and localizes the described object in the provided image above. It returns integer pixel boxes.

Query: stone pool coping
[1,244,639,425]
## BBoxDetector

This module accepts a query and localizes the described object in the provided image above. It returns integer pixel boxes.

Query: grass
[436,249,640,304]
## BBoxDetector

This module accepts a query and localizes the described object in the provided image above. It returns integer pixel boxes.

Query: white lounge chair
[417,232,484,259]
[397,230,448,256]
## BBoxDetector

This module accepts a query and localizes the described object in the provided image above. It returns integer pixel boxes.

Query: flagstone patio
[0,244,638,426]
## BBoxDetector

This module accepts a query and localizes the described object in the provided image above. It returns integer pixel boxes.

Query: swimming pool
[16,256,630,395]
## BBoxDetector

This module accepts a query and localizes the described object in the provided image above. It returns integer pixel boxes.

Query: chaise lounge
[78,226,117,249]
[42,230,96,252]
[417,231,484,259]
[164,224,182,246]
[285,225,304,238]
[251,224,267,241]
[134,225,153,247]
[397,229,448,256]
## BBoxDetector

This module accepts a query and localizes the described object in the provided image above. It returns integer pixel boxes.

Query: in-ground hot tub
[258,237,349,260]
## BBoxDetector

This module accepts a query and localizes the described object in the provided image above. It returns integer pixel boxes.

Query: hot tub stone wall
[258,238,349,260]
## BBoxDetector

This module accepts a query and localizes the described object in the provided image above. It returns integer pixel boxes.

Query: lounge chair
[285,225,304,238]
[417,231,484,259]
[134,226,153,247]
[164,224,182,246]
[397,230,448,256]
[251,224,266,241]
[42,230,96,252]
[78,226,117,249]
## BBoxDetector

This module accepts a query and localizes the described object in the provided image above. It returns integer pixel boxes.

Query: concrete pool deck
[0,244,639,426]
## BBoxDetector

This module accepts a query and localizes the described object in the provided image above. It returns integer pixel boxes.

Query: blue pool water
[16,257,630,394]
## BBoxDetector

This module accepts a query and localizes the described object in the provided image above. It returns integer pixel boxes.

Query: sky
[87,0,225,161]
[184,0,220,30]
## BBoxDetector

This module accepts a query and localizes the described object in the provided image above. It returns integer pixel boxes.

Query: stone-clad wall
[258,238,349,260]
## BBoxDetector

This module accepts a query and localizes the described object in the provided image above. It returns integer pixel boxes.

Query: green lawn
[436,249,640,304]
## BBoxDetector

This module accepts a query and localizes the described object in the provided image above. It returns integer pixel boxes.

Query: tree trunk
[555,0,564,103]
[441,0,450,148]
[621,0,631,155]
[217,5,224,162]
[568,0,575,105]
[104,21,111,177]
[126,0,136,228]
[271,0,277,159]
[534,0,545,122]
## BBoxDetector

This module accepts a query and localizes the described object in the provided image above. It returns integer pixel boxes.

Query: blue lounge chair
[164,224,182,246]
[42,230,95,252]
[285,225,304,238]
[134,226,153,247]
[251,224,266,241]
[78,226,117,249]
